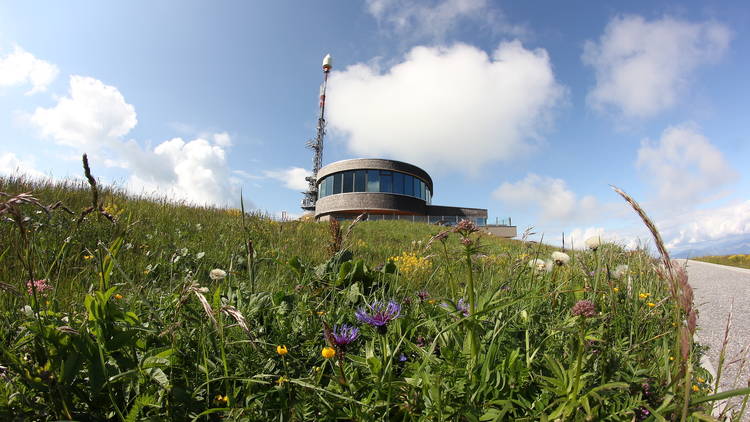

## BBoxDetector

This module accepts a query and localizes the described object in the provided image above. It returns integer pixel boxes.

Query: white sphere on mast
[322,54,332,71]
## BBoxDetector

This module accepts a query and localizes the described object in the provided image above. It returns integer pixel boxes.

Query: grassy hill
[0,174,738,420]
[693,254,750,270]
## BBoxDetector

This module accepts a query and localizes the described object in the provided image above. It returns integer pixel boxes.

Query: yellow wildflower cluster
[103,203,124,217]
[225,208,242,217]
[479,254,508,267]
[390,252,432,276]
[356,239,367,248]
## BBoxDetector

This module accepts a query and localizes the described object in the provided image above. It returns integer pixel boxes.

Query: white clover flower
[551,251,570,266]
[209,268,227,280]
[585,236,602,251]
[613,264,629,279]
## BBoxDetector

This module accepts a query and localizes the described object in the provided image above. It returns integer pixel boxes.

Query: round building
[314,158,487,226]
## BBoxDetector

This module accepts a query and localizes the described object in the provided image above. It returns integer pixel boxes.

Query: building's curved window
[318,169,431,203]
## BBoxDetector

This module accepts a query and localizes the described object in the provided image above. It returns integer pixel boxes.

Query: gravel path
[685,259,750,418]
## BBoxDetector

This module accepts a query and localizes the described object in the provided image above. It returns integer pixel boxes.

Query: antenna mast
[301,54,332,211]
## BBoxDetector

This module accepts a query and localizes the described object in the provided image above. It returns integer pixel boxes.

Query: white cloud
[0,45,59,94]
[0,152,47,179]
[263,167,311,191]
[31,75,137,149]
[328,42,565,173]
[492,173,600,223]
[583,15,731,118]
[28,75,240,206]
[661,201,750,252]
[365,0,525,41]
[637,124,738,207]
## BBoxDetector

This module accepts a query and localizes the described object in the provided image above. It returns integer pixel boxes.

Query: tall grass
[1,172,748,420]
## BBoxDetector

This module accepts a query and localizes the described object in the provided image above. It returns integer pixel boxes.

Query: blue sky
[1,1,748,256]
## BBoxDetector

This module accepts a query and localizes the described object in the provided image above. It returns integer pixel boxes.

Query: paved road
[685,259,750,418]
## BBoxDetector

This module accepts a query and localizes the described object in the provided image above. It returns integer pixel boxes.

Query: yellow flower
[276,376,288,385]
[83,255,94,260]
[669,356,675,361]
[639,293,650,300]
[427,299,437,305]
[114,294,123,300]
[321,347,336,359]
[389,251,432,276]
[647,302,656,308]
[692,385,699,392]
[214,394,228,404]
[316,311,326,316]
[613,287,620,293]
[697,377,706,383]
[276,345,288,356]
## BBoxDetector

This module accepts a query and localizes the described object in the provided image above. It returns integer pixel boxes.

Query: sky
[1,0,749,256]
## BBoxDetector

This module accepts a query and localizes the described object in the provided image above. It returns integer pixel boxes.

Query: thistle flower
[571,300,596,318]
[417,290,430,301]
[585,236,602,251]
[355,300,401,333]
[209,268,227,280]
[528,259,552,273]
[551,251,570,266]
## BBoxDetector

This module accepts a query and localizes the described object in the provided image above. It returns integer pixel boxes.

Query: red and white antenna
[301,53,332,211]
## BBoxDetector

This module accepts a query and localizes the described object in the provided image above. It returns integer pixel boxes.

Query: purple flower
[571,300,597,318]
[417,290,430,301]
[456,298,470,317]
[398,353,408,362]
[26,279,52,296]
[330,324,359,346]
[356,300,401,333]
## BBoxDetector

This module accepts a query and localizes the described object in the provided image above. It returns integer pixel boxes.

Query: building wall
[317,158,433,192]
[315,192,427,218]
[484,225,518,238]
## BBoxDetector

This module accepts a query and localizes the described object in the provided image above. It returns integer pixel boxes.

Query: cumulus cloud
[365,0,525,41]
[566,226,644,251]
[31,75,137,149]
[492,173,599,223]
[263,167,311,191]
[0,45,59,94]
[28,75,240,206]
[0,152,47,179]
[583,15,731,118]
[661,200,750,252]
[637,124,738,207]
[328,42,565,173]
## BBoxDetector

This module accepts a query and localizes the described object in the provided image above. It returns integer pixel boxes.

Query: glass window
[325,176,333,197]
[421,181,426,201]
[354,170,366,192]
[404,174,414,196]
[393,172,404,195]
[380,171,392,193]
[426,188,431,204]
[367,170,379,192]
[318,177,326,198]
[333,173,342,194]
[343,171,353,193]
[414,178,420,199]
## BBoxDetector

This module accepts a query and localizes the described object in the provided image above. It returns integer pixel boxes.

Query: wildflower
[551,251,570,266]
[83,255,94,260]
[356,300,401,333]
[390,252,431,276]
[114,294,123,300]
[209,269,227,280]
[417,290,430,301]
[427,299,437,305]
[398,353,408,362]
[692,385,700,392]
[453,219,479,235]
[613,287,620,293]
[276,376,288,385]
[460,237,473,247]
[276,345,288,356]
[321,347,336,359]
[669,356,675,361]
[528,259,552,273]
[697,377,706,383]
[328,324,360,347]
[26,279,52,296]
[456,298,470,317]
[571,300,597,318]
[639,292,650,300]
[214,394,228,404]
[316,311,326,316]
[613,264,629,279]
[647,302,656,308]
[21,305,34,318]
[585,236,602,251]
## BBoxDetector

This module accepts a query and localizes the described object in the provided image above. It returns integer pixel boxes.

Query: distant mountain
[671,234,750,258]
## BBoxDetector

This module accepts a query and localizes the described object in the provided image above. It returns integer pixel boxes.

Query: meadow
[2,164,749,421]
[693,255,750,270]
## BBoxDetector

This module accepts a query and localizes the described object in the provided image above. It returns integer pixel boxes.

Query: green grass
[1,174,746,421]
[693,254,750,270]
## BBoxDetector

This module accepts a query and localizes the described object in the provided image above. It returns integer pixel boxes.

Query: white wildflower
[528,259,552,273]
[613,264,629,279]
[585,236,602,251]
[21,305,34,318]
[551,251,570,266]
[196,252,205,259]
[209,268,227,280]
